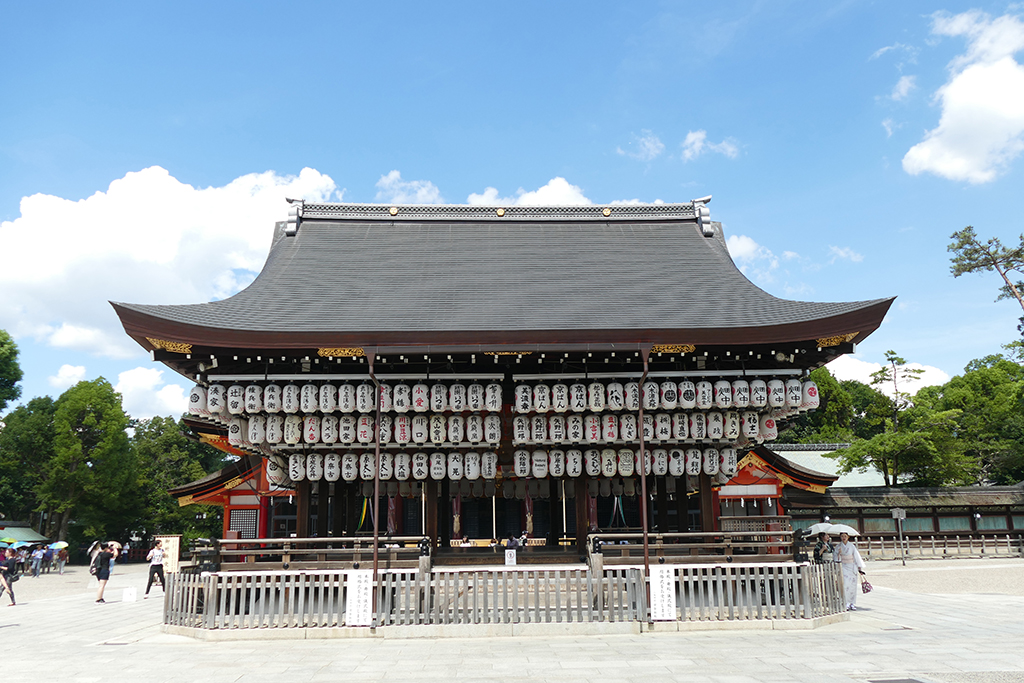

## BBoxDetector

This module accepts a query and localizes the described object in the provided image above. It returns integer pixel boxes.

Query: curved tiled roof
[112,204,893,349]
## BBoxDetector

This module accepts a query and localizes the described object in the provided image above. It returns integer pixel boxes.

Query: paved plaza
[3,558,1023,683]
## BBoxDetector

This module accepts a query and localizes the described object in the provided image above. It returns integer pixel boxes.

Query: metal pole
[637,348,652,606]
[898,517,906,566]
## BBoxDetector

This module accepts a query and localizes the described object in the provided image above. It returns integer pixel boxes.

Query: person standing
[56,548,68,575]
[93,543,118,603]
[30,546,44,577]
[144,540,165,598]
[42,546,53,574]
[0,548,17,606]
[833,532,866,610]
[813,532,834,564]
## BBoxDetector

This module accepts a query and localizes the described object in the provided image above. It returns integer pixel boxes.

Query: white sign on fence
[891,507,906,520]
[346,570,374,627]
[649,565,677,621]
[504,549,517,566]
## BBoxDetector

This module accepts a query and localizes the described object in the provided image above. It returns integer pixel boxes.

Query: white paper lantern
[642,381,659,410]
[319,384,338,413]
[227,384,246,415]
[584,449,601,477]
[565,383,584,412]
[324,452,341,482]
[447,383,466,412]
[448,415,465,443]
[678,381,697,409]
[481,451,498,479]
[588,382,606,412]
[731,380,750,408]
[320,415,338,444]
[338,384,356,413]
[636,448,653,476]
[655,413,672,441]
[531,450,548,478]
[411,414,429,444]
[446,452,463,480]
[549,382,569,412]
[653,448,668,476]
[531,414,547,442]
[603,449,620,477]
[412,452,429,480]
[602,414,618,442]
[207,384,226,415]
[714,380,733,410]
[284,415,303,445]
[585,414,602,443]
[357,415,375,443]
[703,448,720,475]
[624,381,640,411]
[360,452,375,480]
[617,448,634,477]
[266,455,288,486]
[307,453,324,481]
[338,415,356,443]
[706,412,724,440]
[566,449,583,477]
[412,383,429,412]
[429,414,446,444]
[619,413,637,441]
[767,379,786,408]
[641,414,654,441]
[248,415,266,444]
[724,412,741,440]
[742,411,760,439]
[513,415,530,443]
[567,414,585,442]
[430,383,447,412]
[484,414,502,443]
[266,414,284,444]
[394,415,411,444]
[378,384,393,412]
[394,452,411,480]
[303,415,321,444]
[283,384,301,414]
[467,383,484,411]
[289,453,306,481]
[464,451,481,480]
[801,380,820,412]
[720,448,738,476]
[689,412,707,440]
[466,414,483,443]
[602,382,622,411]
[786,379,803,409]
[685,448,702,476]
[672,413,689,440]
[695,381,713,410]
[513,449,530,477]
[548,415,566,442]
[393,383,411,413]
[532,384,550,412]
[485,383,502,412]
[659,381,678,410]
[668,449,685,477]
[759,413,778,441]
[378,414,393,443]
[514,384,532,413]
[300,384,318,413]
[341,452,359,481]
[188,384,207,416]
[357,384,376,413]
[549,449,565,477]
[748,379,768,409]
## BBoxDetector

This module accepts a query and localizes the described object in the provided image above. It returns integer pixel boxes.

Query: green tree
[870,350,925,434]
[840,379,889,440]
[37,378,135,541]
[0,396,55,525]
[949,226,1024,335]
[777,367,854,443]
[0,329,23,412]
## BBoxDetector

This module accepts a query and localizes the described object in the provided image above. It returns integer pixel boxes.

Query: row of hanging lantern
[512,379,819,415]
[189,381,505,419]
[511,410,781,445]
[271,446,738,484]
[224,412,503,448]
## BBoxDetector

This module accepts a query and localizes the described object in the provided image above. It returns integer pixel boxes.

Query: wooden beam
[295,480,311,538]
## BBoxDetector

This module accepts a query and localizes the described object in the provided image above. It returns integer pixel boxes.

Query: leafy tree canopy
[0,329,23,412]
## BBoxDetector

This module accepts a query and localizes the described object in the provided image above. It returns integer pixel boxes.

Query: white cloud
[827,355,950,397]
[0,166,339,358]
[114,366,188,419]
[681,130,739,162]
[891,75,917,101]
[726,234,778,282]
[608,198,666,206]
[903,10,1024,183]
[616,130,665,161]
[882,118,896,137]
[48,364,86,391]
[467,177,591,206]
[374,170,443,204]
[828,246,864,263]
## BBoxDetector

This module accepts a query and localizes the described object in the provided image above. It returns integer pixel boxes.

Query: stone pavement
[3,558,1022,683]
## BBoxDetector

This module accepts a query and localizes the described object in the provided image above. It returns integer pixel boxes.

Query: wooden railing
[859,533,1024,560]
[163,563,844,631]
[191,536,425,572]
[591,531,796,565]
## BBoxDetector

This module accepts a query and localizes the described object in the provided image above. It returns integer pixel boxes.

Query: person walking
[144,540,165,598]
[30,546,44,577]
[93,542,118,603]
[56,548,68,575]
[833,531,866,610]
[0,547,18,606]
[42,546,53,574]
[812,532,834,564]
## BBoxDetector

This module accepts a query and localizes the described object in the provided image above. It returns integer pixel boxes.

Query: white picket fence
[164,562,844,631]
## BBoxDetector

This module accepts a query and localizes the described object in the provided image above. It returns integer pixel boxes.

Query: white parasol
[827,524,859,536]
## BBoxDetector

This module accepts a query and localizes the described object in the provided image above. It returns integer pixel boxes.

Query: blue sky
[2,2,1024,418]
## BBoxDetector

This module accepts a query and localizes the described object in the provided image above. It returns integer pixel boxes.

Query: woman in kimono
[833,532,866,610]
